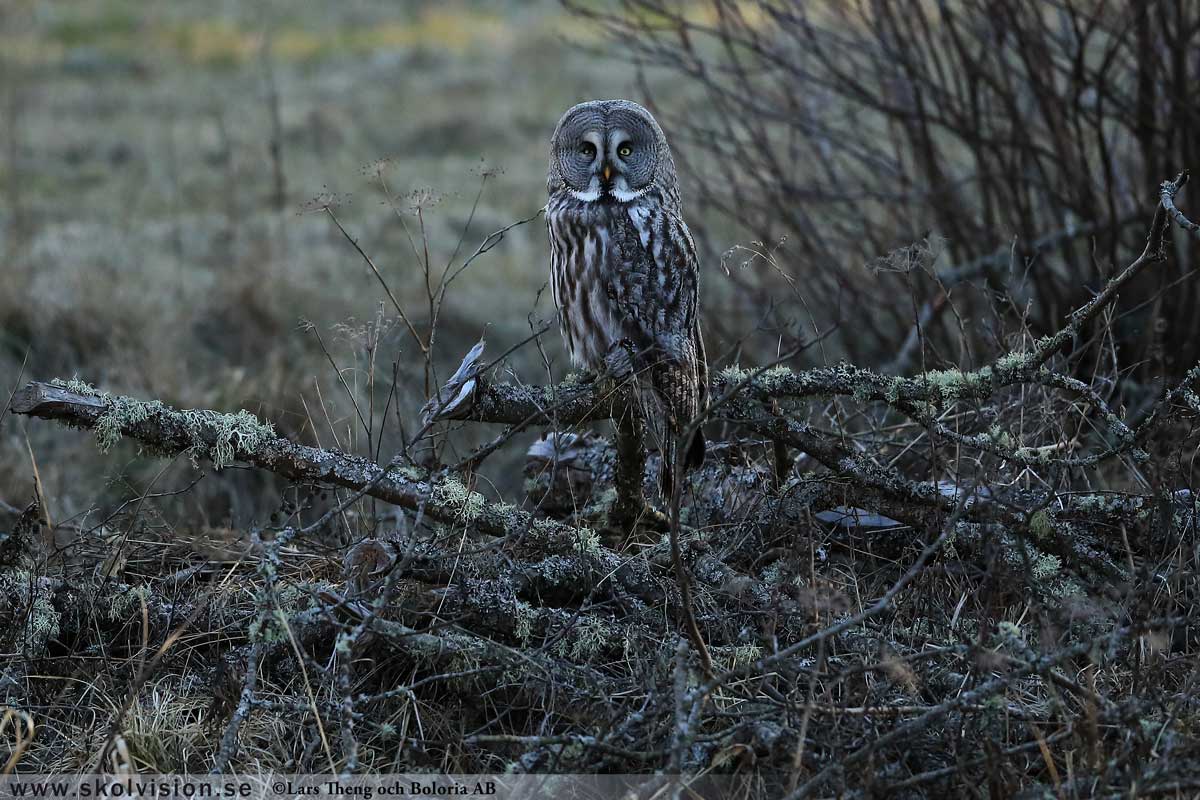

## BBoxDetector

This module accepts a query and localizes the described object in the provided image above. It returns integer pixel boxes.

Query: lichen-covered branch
[9,380,595,553]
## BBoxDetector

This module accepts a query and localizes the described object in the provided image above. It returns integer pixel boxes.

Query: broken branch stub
[420,337,487,425]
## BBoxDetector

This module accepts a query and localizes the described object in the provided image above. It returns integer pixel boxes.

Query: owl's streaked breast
[547,193,627,369]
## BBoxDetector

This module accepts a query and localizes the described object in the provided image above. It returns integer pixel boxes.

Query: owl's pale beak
[602,164,612,182]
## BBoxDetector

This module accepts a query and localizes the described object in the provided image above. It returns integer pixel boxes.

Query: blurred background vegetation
[0,0,662,523]
[4,0,1199,528]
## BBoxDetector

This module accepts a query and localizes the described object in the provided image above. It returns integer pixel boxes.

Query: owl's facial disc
[606,127,652,202]
[554,103,658,203]
[559,126,605,201]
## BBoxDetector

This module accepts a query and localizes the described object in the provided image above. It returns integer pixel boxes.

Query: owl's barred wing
[614,200,708,488]
[616,201,702,353]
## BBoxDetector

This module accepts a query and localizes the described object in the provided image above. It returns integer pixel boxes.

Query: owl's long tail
[648,367,705,499]
[646,328,708,498]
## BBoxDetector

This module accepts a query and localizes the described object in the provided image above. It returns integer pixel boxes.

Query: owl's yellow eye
[580,143,596,158]
[617,143,633,158]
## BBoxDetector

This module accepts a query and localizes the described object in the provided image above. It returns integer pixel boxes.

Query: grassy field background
[0,1,692,522]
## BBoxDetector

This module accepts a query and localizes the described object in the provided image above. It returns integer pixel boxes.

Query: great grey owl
[546,99,707,490]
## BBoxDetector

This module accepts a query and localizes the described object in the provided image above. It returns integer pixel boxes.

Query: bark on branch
[9,381,588,553]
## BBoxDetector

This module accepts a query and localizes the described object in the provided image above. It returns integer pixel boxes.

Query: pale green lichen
[760,561,788,586]
[948,617,979,639]
[555,617,610,660]
[528,516,599,554]
[398,465,427,482]
[915,367,993,403]
[714,644,762,670]
[1107,418,1136,444]
[444,641,484,689]
[275,582,304,610]
[621,634,641,664]
[406,630,453,661]
[755,365,795,392]
[178,408,275,469]
[54,379,275,470]
[1031,553,1061,581]
[1044,575,1084,602]
[53,377,103,396]
[719,365,751,383]
[107,584,152,621]
[95,397,164,453]
[851,377,874,403]
[988,424,1015,449]
[492,501,526,532]
[1071,494,1115,513]
[249,606,292,645]
[512,600,537,643]
[561,742,585,764]
[584,487,618,520]
[1029,510,1054,540]
[431,477,486,523]
[493,500,519,517]
[884,376,904,404]
[1,570,61,657]
[956,522,1062,580]
[984,693,1007,710]
[994,351,1030,375]
[572,526,601,555]
[1013,444,1060,464]
[248,586,306,645]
